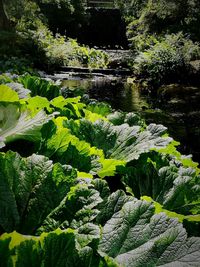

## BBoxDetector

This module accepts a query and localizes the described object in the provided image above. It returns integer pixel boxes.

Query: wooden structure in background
[87,0,114,8]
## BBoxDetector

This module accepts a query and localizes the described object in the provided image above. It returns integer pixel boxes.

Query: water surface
[61,75,200,163]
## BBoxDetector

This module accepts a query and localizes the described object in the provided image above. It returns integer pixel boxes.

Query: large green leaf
[86,101,112,117]
[65,119,172,162]
[108,111,145,127]
[39,119,126,177]
[18,75,60,101]
[1,166,200,267]
[142,196,200,237]
[24,96,53,115]
[0,229,117,267]
[156,166,200,214]
[0,85,19,102]
[7,83,30,99]
[122,154,200,216]
[96,190,135,225]
[51,96,85,119]
[39,116,171,177]
[0,103,54,148]
[98,200,200,267]
[0,151,76,234]
[38,182,103,234]
[39,120,103,173]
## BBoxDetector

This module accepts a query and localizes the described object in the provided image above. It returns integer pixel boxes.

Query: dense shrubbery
[0,57,36,75]
[21,22,108,69]
[115,0,200,85]
[114,0,147,21]
[0,0,108,70]
[133,33,200,86]
[119,0,200,40]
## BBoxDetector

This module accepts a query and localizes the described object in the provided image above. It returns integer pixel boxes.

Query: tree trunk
[0,0,11,30]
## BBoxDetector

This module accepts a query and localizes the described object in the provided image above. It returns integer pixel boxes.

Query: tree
[0,0,11,30]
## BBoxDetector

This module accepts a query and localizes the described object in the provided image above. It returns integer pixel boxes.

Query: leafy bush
[128,31,160,53]
[114,0,147,21]
[0,56,36,75]
[18,75,60,100]
[133,33,200,86]
[19,22,109,69]
[125,0,200,41]
[0,152,200,266]
[0,76,200,266]
[1,0,108,70]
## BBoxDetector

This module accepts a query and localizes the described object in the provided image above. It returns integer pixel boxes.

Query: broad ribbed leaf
[7,83,30,99]
[51,96,85,119]
[75,222,100,248]
[65,119,172,162]
[92,179,110,201]
[0,103,54,148]
[0,229,117,267]
[99,200,200,267]
[39,121,103,173]
[97,190,135,225]
[0,151,75,234]
[18,75,60,100]
[157,166,200,214]
[108,111,144,127]
[38,183,103,234]
[25,96,52,115]
[86,102,112,116]
[122,156,200,216]
[0,85,19,102]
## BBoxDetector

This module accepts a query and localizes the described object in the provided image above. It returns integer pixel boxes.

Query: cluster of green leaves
[26,23,108,69]
[0,75,200,266]
[22,23,108,69]
[0,151,200,266]
[1,0,108,70]
[0,56,37,75]
[132,33,200,86]
[116,0,200,86]
[114,0,147,21]
[123,0,200,41]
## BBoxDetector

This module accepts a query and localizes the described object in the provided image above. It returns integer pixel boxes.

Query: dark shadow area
[39,4,128,48]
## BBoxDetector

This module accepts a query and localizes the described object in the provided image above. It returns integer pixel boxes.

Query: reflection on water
[61,76,149,112]
[62,77,92,90]
[61,76,200,163]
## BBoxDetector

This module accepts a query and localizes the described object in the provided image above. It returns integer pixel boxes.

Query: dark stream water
[61,75,200,164]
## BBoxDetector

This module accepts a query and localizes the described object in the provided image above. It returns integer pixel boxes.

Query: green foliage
[123,0,200,85]
[6,83,30,99]
[86,102,112,116]
[127,31,159,53]
[1,186,200,266]
[23,23,108,69]
[0,84,19,101]
[18,75,60,100]
[121,153,200,216]
[133,33,200,86]
[126,0,200,41]
[0,229,118,267]
[0,56,35,75]
[75,46,109,68]
[99,200,200,266]
[0,102,54,149]
[64,119,171,162]
[114,0,147,20]
[0,151,75,234]
[1,75,200,266]
[1,0,108,70]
